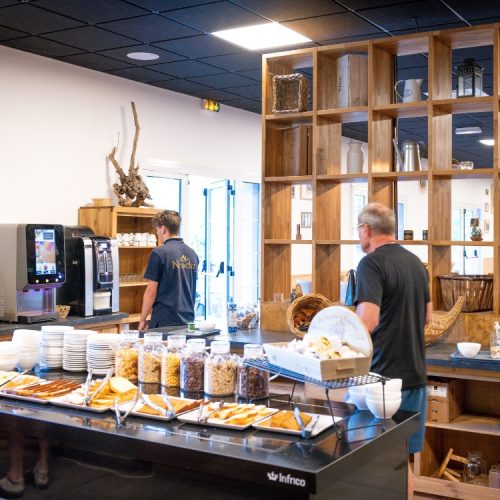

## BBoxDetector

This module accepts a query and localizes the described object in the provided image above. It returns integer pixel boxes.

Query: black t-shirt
[144,238,199,327]
[354,244,430,389]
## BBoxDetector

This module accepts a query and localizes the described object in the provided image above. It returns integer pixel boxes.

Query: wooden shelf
[316,240,357,245]
[317,174,368,182]
[119,281,147,288]
[398,240,430,245]
[432,240,494,246]
[426,413,500,436]
[432,168,495,179]
[125,313,141,323]
[317,107,368,123]
[414,476,500,500]
[116,207,162,217]
[264,175,312,183]
[432,95,494,113]
[371,171,428,180]
[118,246,157,249]
[265,111,313,123]
[373,101,429,118]
[264,239,312,245]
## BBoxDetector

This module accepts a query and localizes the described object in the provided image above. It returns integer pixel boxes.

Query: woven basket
[424,296,464,346]
[438,275,493,312]
[272,73,309,114]
[56,305,71,319]
[286,293,334,337]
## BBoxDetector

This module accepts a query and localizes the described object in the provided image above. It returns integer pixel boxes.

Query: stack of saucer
[63,330,96,372]
[86,334,120,375]
[39,325,74,370]
[12,329,42,370]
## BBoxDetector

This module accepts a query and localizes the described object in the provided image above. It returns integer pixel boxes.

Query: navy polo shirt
[144,238,199,327]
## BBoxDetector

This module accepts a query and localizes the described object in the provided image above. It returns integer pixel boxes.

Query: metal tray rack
[243,359,389,441]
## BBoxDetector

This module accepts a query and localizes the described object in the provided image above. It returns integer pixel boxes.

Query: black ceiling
[0,0,497,164]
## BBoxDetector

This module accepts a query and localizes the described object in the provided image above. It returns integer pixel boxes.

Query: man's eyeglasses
[357,223,368,229]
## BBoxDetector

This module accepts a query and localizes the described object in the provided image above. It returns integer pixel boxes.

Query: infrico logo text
[267,471,306,487]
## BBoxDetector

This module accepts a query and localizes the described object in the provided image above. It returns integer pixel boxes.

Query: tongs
[114,390,140,428]
[0,370,28,389]
[162,393,176,416]
[293,406,319,439]
[84,368,112,407]
[141,394,175,418]
[198,401,224,424]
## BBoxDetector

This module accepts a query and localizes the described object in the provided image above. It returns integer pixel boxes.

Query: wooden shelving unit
[79,206,162,325]
[261,23,500,499]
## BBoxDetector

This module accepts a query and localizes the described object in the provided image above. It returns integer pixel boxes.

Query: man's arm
[425,301,433,325]
[139,280,158,331]
[356,301,380,334]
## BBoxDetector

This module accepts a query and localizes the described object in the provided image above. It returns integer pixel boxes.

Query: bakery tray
[0,391,51,404]
[118,396,204,422]
[49,395,112,413]
[450,350,500,362]
[253,412,340,437]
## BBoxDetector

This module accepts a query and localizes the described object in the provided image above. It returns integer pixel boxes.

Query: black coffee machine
[58,226,119,316]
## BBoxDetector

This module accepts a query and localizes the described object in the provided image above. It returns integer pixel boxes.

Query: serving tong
[0,370,29,389]
[198,401,224,424]
[140,393,176,418]
[293,406,320,439]
[83,368,113,407]
[114,390,140,428]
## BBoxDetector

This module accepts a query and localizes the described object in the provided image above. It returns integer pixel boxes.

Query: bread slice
[109,376,137,395]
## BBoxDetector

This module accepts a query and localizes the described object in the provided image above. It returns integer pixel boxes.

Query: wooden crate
[426,378,464,423]
[272,74,309,114]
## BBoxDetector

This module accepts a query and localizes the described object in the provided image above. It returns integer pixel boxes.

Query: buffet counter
[0,386,418,499]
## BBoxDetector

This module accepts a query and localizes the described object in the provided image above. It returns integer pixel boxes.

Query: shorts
[400,387,427,454]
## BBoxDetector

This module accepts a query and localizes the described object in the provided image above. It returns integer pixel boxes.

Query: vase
[347,141,364,174]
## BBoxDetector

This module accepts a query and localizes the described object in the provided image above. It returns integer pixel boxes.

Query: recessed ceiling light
[126,52,160,61]
[212,22,311,51]
[479,139,495,146]
[455,126,482,135]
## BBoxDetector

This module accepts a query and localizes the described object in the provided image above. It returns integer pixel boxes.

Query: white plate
[49,395,112,413]
[252,412,340,437]
[0,391,51,404]
[177,406,278,430]
[118,397,204,422]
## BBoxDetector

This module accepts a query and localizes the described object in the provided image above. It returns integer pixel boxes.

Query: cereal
[115,348,139,380]
[180,357,205,392]
[162,352,181,387]
[205,358,237,396]
[139,351,161,383]
[237,366,269,399]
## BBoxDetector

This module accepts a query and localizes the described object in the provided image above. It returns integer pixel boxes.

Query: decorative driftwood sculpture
[108,102,153,207]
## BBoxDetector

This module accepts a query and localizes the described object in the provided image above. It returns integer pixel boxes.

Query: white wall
[0,45,261,225]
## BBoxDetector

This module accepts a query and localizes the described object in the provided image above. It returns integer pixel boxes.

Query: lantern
[457,58,483,98]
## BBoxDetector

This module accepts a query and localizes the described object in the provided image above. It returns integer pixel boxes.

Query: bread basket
[56,305,71,319]
[286,293,334,338]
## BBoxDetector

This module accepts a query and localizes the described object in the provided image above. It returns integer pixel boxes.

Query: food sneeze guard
[0,224,66,323]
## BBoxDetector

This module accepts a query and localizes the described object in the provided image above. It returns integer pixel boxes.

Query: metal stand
[243,359,389,441]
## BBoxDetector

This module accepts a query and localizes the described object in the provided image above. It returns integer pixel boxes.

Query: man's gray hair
[358,203,395,236]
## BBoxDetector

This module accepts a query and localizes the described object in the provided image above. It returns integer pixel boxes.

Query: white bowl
[457,342,481,357]
[198,321,216,332]
[365,391,402,402]
[367,378,402,392]
[17,355,39,370]
[348,388,368,410]
[366,396,402,419]
[366,387,402,399]
[0,359,19,371]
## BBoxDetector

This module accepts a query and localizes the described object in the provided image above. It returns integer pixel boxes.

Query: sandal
[0,476,25,498]
[25,468,49,490]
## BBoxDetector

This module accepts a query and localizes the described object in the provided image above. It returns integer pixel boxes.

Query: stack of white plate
[0,342,20,371]
[12,329,42,370]
[39,325,74,370]
[63,330,96,372]
[86,333,120,375]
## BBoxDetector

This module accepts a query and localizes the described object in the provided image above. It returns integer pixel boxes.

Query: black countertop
[0,312,128,336]
[425,343,500,372]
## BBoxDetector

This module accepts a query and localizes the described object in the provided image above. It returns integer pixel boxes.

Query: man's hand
[138,319,149,331]
[139,280,158,331]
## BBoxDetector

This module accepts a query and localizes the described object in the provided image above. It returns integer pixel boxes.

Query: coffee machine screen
[34,229,57,275]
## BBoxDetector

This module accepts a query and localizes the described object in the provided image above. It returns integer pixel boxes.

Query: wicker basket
[424,296,464,346]
[286,293,334,337]
[438,275,493,312]
[56,305,71,319]
[272,73,309,114]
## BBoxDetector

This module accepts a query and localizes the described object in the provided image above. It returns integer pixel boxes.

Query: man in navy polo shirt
[139,210,199,329]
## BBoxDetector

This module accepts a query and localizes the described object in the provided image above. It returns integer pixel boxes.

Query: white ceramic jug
[347,141,364,173]
[395,79,423,103]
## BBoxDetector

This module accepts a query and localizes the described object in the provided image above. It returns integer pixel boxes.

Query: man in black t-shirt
[139,210,199,329]
[354,203,432,463]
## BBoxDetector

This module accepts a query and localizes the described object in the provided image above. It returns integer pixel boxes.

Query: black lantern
[457,58,483,98]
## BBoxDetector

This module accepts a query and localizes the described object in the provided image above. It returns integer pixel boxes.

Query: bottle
[115,331,140,381]
[347,141,364,174]
[180,338,207,392]
[236,303,258,330]
[227,299,238,334]
[138,332,162,383]
[237,344,269,400]
[491,321,500,359]
[161,334,186,387]
[464,451,487,486]
[204,341,237,396]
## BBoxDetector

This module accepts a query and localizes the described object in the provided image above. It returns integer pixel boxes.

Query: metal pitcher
[393,139,426,172]
[395,79,423,103]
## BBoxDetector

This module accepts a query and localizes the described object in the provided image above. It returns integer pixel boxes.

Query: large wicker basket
[424,296,464,346]
[438,275,493,312]
[272,73,309,114]
[286,293,334,337]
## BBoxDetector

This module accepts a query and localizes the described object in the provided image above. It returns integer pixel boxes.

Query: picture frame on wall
[300,184,313,200]
[484,219,490,233]
[301,212,312,228]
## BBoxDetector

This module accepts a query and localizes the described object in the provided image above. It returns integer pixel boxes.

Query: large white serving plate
[252,412,341,437]
[49,395,112,413]
[0,391,51,404]
[118,396,205,422]
[177,406,278,431]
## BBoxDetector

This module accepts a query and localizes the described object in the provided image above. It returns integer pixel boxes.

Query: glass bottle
[227,300,238,334]
[204,341,237,396]
[161,335,186,387]
[180,338,207,393]
[464,451,487,486]
[237,344,269,399]
[236,303,258,330]
[491,321,500,359]
[138,332,162,383]
[115,331,140,381]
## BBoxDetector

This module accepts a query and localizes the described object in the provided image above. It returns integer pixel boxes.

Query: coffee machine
[0,224,66,323]
[58,226,119,316]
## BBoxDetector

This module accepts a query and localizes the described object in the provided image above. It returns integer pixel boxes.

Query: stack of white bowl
[12,329,42,370]
[39,325,74,370]
[86,333,120,375]
[348,378,403,419]
[63,330,96,372]
[0,342,20,371]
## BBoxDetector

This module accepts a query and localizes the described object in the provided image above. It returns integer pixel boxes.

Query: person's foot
[25,467,49,490]
[0,476,25,498]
